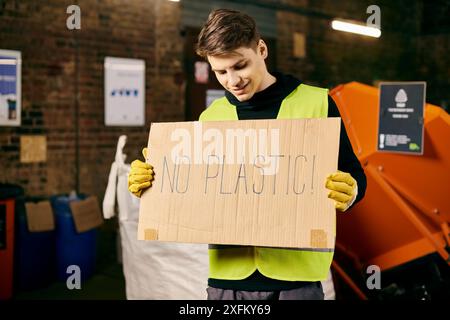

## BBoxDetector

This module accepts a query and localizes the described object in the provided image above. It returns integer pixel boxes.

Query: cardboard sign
[138,118,341,250]
[69,196,104,233]
[20,135,47,163]
[25,201,55,232]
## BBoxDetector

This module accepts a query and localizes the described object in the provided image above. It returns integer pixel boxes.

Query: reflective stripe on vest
[199,83,334,281]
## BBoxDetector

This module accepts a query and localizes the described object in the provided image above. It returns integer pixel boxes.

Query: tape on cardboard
[144,228,158,240]
[310,229,327,248]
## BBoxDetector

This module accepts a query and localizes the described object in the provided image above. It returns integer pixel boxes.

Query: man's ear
[258,39,268,59]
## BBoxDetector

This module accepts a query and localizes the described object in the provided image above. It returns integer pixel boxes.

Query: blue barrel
[14,197,56,291]
[51,195,97,282]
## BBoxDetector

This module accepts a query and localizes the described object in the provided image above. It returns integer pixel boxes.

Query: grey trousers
[207,282,324,300]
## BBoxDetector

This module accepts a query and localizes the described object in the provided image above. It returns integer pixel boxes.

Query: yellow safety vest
[199,83,333,281]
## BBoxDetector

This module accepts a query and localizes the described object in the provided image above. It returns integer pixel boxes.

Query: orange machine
[330,82,450,299]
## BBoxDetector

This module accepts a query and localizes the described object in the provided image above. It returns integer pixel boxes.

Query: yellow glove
[325,170,358,212]
[128,148,154,198]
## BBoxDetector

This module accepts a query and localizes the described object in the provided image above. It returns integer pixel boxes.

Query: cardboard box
[138,118,340,250]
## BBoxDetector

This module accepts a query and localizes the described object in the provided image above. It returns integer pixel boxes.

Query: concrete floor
[14,263,126,300]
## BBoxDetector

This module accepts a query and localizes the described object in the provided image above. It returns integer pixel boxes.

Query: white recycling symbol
[395,89,408,108]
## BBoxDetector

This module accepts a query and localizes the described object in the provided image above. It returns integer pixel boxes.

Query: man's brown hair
[196,9,261,58]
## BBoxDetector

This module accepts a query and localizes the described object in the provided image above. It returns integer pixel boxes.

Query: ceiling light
[331,20,381,38]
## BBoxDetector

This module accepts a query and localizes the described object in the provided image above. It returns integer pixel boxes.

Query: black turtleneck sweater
[208,72,367,292]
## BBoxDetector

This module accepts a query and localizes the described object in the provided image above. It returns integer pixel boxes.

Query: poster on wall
[195,61,209,84]
[378,82,426,155]
[105,57,145,126]
[0,49,21,126]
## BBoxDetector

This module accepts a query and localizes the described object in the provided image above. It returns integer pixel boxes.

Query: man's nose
[228,72,241,87]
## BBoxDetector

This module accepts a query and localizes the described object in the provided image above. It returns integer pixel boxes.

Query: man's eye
[216,71,226,75]
[235,64,246,70]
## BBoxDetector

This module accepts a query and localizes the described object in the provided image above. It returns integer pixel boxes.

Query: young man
[128,9,366,300]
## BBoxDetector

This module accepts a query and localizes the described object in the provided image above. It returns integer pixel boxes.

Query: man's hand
[325,170,358,212]
[128,148,154,198]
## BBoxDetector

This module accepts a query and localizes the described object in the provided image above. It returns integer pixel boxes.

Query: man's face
[208,41,269,102]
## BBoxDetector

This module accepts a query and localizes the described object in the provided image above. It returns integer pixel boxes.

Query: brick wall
[276,0,423,89]
[276,0,448,109]
[276,1,312,79]
[0,0,184,200]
